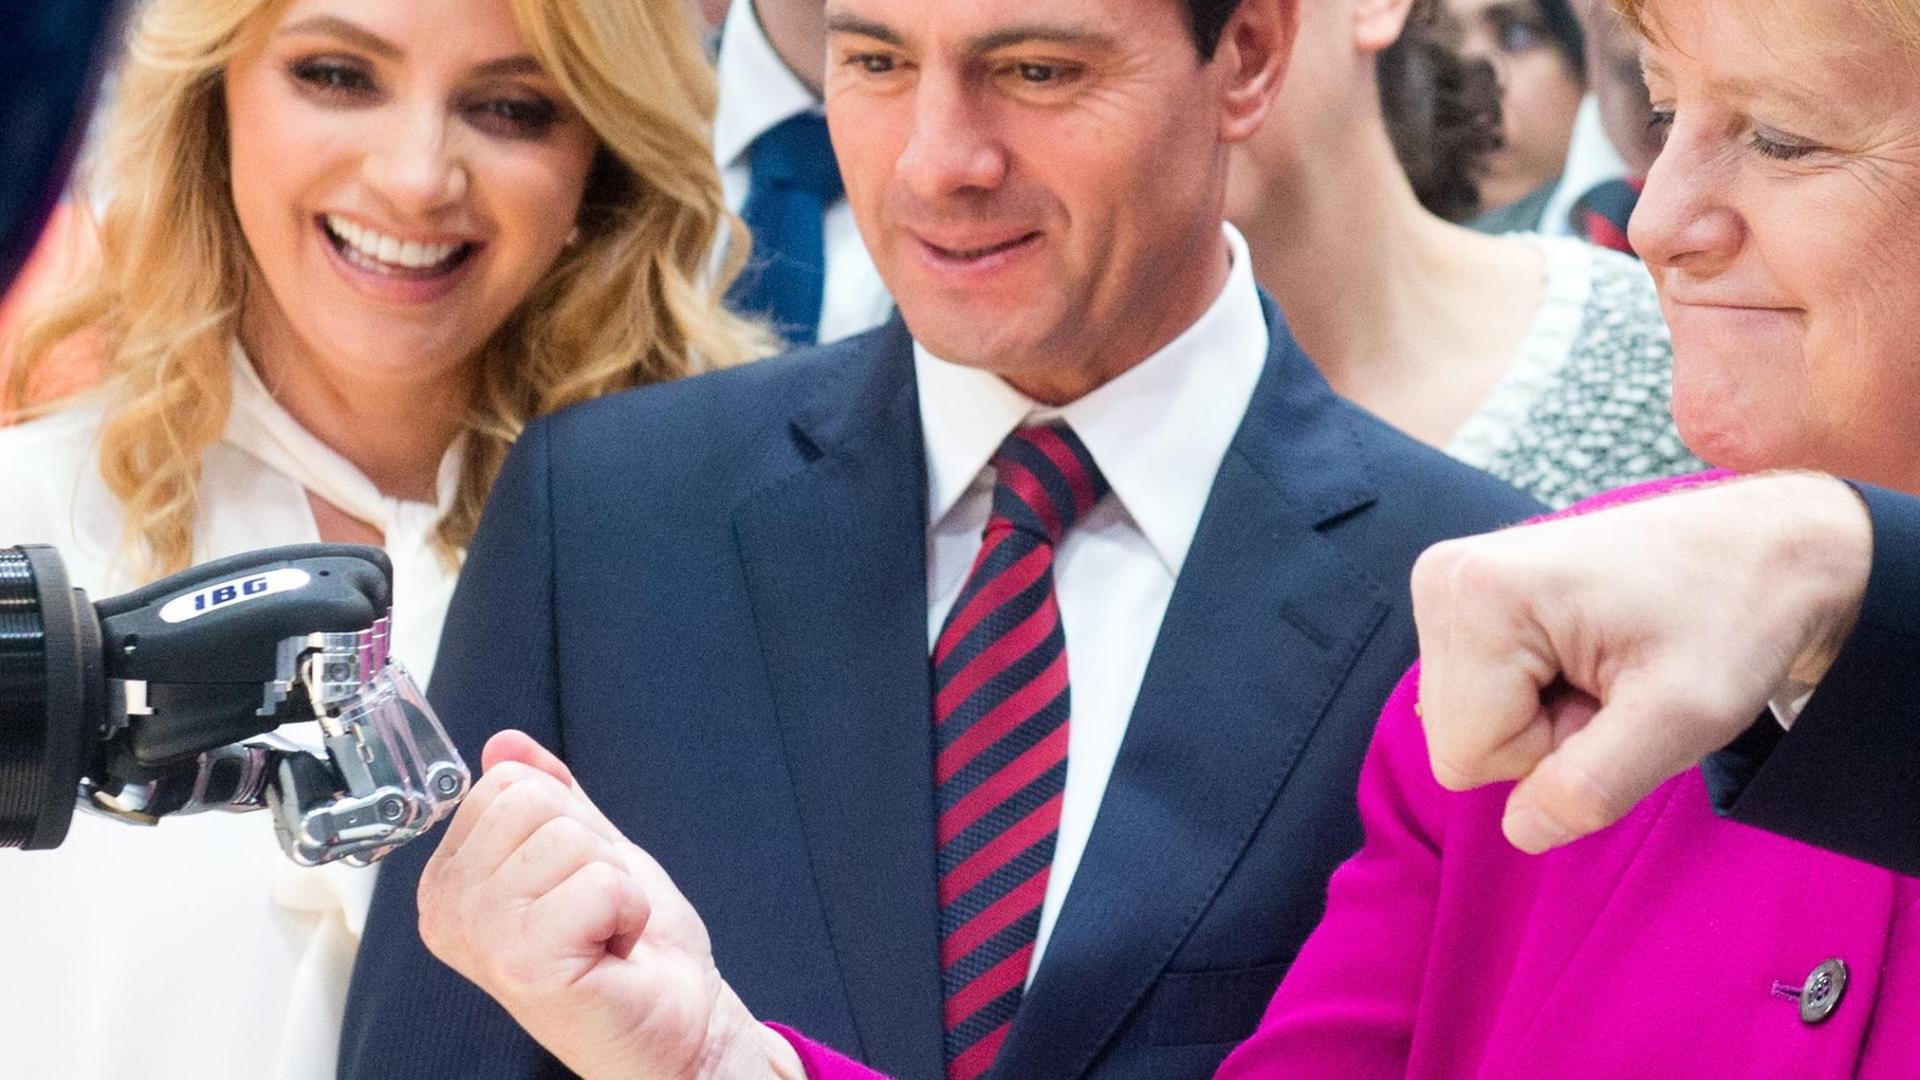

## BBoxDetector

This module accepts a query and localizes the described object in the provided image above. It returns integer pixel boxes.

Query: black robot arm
[0,544,469,865]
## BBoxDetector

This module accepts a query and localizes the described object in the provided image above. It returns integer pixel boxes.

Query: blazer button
[1799,958,1848,1024]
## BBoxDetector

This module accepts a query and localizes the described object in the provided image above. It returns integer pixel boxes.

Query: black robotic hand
[0,544,469,865]
[0,2,467,868]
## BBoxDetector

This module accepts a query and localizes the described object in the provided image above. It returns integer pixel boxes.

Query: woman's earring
[566,225,582,248]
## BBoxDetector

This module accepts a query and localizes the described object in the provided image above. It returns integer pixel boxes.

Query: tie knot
[747,112,844,200]
[988,423,1109,545]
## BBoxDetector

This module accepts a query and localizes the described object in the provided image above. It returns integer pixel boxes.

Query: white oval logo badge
[158,568,313,624]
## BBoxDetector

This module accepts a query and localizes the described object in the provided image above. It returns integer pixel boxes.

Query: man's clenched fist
[417,730,804,1080]
[1409,473,1872,853]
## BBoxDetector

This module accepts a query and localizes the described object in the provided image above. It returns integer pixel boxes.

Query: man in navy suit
[340,0,1535,1076]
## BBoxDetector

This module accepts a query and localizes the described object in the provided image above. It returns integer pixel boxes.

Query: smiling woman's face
[1631,0,1920,490]
[224,0,598,390]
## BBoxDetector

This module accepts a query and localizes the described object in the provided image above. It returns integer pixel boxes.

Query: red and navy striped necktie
[933,422,1109,1080]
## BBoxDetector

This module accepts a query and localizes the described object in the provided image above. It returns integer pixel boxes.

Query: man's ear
[1215,0,1299,145]
[1354,0,1417,54]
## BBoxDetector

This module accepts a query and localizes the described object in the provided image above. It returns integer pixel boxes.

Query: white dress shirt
[0,346,461,1080]
[917,224,1268,983]
[1538,96,1631,237]
[714,0,894,344]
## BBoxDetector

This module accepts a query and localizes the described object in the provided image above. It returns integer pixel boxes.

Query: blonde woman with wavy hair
[0,0,765,1077]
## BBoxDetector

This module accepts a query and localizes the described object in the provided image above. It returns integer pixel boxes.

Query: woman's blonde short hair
[7,0,767,579]
[1613,0,1920,53]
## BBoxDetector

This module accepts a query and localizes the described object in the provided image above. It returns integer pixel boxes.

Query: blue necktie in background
[728,111,843,347]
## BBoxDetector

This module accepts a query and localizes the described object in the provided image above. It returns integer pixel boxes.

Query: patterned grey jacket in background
[1446,234,1704,509]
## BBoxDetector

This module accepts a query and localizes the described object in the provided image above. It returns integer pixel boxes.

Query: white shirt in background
[713,0,894,344]
[916,224,1268,984]
[0,346,462,1080]
[1538,96,1631,237]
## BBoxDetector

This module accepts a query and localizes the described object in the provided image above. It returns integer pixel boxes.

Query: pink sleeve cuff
[763,1023,892,1080]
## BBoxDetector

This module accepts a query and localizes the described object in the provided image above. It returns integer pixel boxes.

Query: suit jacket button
[1800,958,1848,1024]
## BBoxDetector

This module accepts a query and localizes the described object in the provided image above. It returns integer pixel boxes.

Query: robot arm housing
[0,543,469,865]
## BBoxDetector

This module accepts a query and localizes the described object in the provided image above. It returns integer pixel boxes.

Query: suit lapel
[993,301,1391,1079]
[732,320,947,1080]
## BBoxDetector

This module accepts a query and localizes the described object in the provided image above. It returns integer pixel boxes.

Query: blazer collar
[733,316,947,1077]
[786,314,919,464]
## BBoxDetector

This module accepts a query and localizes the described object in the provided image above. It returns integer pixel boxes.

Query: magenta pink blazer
[1215,665,1920,1077]
[778,476,1920,1078]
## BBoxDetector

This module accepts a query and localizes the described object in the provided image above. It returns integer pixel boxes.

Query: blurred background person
[1226,0,1698,509]
[0,83,116,411]
[1572,0,1659,176]
[1555,0,1665,251]
[0,0,763,1077]
[1221,0,1920,1070]
[0,200,102,406]
[1447,0,1585,218]
[714,0,892,345]
[1474,0,1662,242]
[0,1,114,284]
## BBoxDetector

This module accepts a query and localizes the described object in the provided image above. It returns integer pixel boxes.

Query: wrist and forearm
[1744,473,1871,697]
[487,957,804,1080]
[1573,471,1871,727]
[690,985,807,1080]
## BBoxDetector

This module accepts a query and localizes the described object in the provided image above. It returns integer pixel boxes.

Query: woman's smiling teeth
[322,213,474,278]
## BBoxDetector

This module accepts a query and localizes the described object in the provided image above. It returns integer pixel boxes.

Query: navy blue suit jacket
[341,302,1539,1079]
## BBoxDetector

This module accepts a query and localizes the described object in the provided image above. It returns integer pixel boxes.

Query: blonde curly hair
[6,0,767,580]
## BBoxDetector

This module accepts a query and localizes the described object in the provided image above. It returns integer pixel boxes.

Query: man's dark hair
[1188,0,1247,58]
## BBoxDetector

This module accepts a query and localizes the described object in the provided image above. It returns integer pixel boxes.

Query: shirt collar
[713,0,824,171]
[914,223,1269,577]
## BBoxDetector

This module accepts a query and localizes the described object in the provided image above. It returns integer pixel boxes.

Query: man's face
[824,0,1243,400]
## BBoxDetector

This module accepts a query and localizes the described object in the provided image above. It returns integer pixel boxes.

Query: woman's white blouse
[0,348,463,1080]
